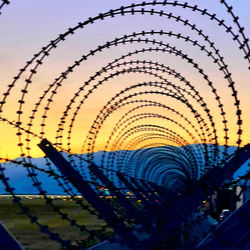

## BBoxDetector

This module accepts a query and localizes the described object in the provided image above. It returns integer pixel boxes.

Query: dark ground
[0,197,113,249]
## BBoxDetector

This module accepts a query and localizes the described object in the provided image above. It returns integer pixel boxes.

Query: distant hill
[0,145,249,194]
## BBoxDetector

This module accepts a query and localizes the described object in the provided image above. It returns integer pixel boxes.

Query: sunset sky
[0,0,249,160]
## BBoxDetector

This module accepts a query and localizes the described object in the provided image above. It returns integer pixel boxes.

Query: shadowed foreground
[0,197,113,249]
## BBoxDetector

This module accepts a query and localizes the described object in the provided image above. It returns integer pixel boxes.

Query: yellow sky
[0,0,249,160]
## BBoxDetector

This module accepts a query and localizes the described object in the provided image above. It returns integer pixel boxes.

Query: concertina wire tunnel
[0,0,249,249]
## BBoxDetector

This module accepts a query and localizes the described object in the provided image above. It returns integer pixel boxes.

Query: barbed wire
[0,1,249,249]
[0,0,9,16]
